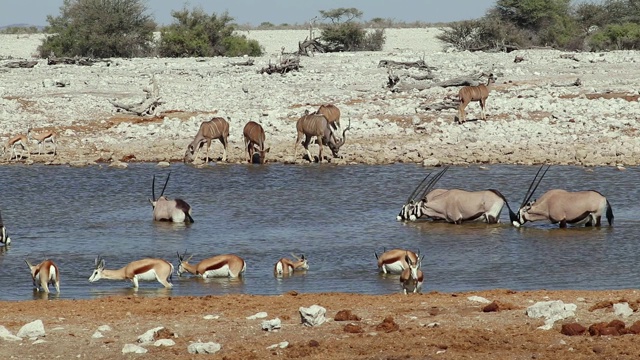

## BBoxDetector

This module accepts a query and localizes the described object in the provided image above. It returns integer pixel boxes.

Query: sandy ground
[2,289,640,359]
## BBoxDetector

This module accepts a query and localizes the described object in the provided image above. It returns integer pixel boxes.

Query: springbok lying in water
[294,111,350,162]
[89,256,174,288]
[513,165,614,228]
[149,173,194,223]
[400,254,423,294]
[27,127,57,155]
[375,248,422,275]
[274,254,309,277]
[177,251,246,278]
[0,208,11,245]
[457,73,496,124]
[26,259,60,293]
[184,117,229,163]
[243,121,270,164]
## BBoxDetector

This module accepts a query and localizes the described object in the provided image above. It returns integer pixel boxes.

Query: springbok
[243,121,270,164]
[5,133,30,160]
[274,254,309,276]
[513,165,614,228]
[184,117,229,163]
[293,112,350,162]
[375,248,422,275]
[25,259,60,293]
[177,251,246,278]
[89,256,174,288]
[0,208,10,245]
[27,127,57,155]
[457,73,496,124]
[149,173,194,223]
[315,104,341,133]
[399,254,424,294]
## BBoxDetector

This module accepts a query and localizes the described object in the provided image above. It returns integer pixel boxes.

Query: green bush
[158,7,263,57]
[318,7,386,52]
[38,0,156,58]
[590,22,640,50]
[437,18,531,51]
[0,26,41,34]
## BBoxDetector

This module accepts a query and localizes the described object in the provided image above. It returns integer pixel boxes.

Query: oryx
[0,208,11,245]
[397,166,450,221]
[149,173,194,223]
[513,165,614,228]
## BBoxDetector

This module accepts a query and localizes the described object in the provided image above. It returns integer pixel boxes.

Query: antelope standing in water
[375,248,422,275]
[457,73,496,124]
[293,111,350,162]
[397,167,450,221]
[242,121,270,164]
[399,254,424,294]
[89,256,174,288]
[177,251,246,278]
[513,165,614,228]
[27,127,57,155]
[184,117,229,163]
[274,254,309,276]
[5,132,30,160]
[26,259,60,293]
[149,173,194,223]
[0,208,11,245]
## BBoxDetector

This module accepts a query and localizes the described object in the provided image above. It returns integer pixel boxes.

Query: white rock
[526,300,577,330]
[187,342,222,354]
[137,326,164,343]
[156,161,170,167]
[613,303,634,318]
[97,325,112,332]
[267,341,289,349]
[154,339,175,347]
[467,296,492,304]
[122,344,148,354]
[299,305,327,327]
[17,320,45,338]
[203,315,220,320]
[261,318,282,331]
[246,312,268,320]
[91,331,104,339]
[0,326,22,341]
[32,339,46,345]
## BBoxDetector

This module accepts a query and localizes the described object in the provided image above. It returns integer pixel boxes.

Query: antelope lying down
[375,248,421,275]
[243,121,270,164]
[184,117,229,163]
[0,208,11,245]
[274,254,309,277]
[177,251,246,278]
[400,254,423,295]
[457,73,496,124]
[26,259,60,293]
[294,111,350,162]
[89,256,174,288]
[149,173,194,223]
[513,165,614,228]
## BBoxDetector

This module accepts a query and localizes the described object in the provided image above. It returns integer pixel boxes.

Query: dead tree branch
[560,54,580,62]
[551,78,582,87]
[227,58,255,66]
[298,37,326,56]
[47,56,103,66]
[4,60,38,68]
[378,59,437,71]
[259,56,301,75]
[109,75,163,116]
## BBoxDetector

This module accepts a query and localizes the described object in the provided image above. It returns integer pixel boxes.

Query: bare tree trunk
[109,75,163,116]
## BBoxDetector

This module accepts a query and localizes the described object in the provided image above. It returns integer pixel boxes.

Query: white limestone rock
[299,305,327,327]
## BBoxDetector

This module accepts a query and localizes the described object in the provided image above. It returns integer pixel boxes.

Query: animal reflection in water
[177,251,246,278]
[397,166,517,224]
[513,165,614,228]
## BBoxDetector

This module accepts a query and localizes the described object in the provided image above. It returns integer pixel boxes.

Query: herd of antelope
[2,126,57,161]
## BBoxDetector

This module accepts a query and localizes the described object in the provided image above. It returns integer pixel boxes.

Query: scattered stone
[156,161,170,167]
[561,323,587,336]
[375,316,399,333]
[203,315,220,320]
[91,331,104,339]
[344,323,364,333]
[613,302,634,317]
[299,305,327,327]
[108,160,127,169]
[32,339,46,345]
[0,326,22,341]
[468,296,492,304]
[17,320,45,338]
[247,312,268,320]
[187,342,222,354]
[482,300,518,312]
[426,322,440,328]
[628,321,640,334]
[154,339,175,347]
[334,310,361,321]
[526,300,577,330]
[308,340,320,347]
[266,341,289,350]
[122,344,148,354]
[137,326,165,344]
[261,318,282,331]
[97,325,112,332]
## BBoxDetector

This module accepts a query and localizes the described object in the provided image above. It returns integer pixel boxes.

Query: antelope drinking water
[26,259,60,293]
[177,251,246,278]
[399,254,424,294]
[88,256,174,288]
[457,73,496,124]
[242,121,270,164]
[149,173,194,223]
[293,111,350,162]
[314,104,342,136]
[375,248,422,275]
[184,117,229,163]
[0,208,11,245]
[274,254,309,276]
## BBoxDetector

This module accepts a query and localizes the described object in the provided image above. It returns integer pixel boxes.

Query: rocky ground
[1,29,638,167]
[2,289,640,359]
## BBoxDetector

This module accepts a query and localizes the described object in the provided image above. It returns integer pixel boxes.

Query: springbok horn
[159,172,171,198]
[152,175,156,201]
[177,251,182,261]
[291,253,300,261]
[520,165,551,208]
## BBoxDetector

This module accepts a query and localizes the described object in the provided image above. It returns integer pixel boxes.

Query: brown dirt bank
[2,289,640,359]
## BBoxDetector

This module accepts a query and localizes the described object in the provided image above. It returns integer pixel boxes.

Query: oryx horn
[0,208,4,227]
[419,165,450,199]
[152,175,156,201]
[406,171,433,203]
[160,172,171,198]
[520,164,551,208]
